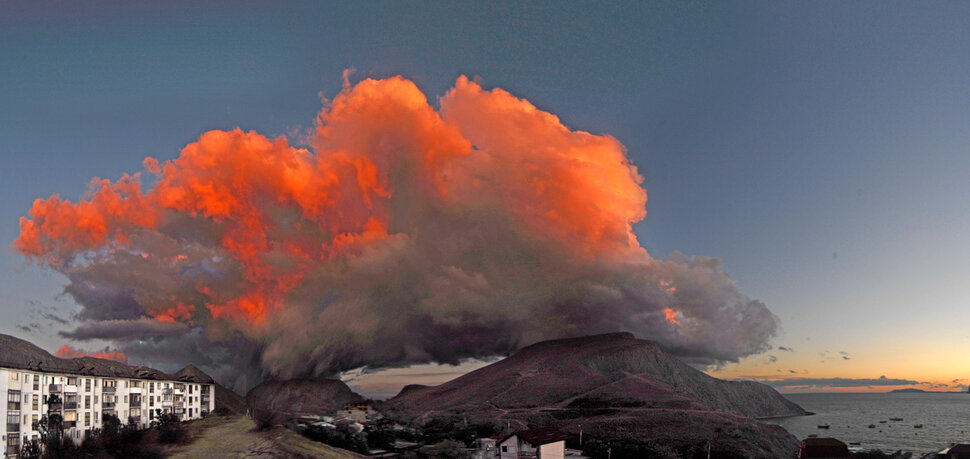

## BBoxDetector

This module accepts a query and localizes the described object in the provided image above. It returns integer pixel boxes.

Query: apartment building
[0,348,215,458]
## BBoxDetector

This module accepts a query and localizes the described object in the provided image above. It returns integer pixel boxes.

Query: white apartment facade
[1,366,214,458]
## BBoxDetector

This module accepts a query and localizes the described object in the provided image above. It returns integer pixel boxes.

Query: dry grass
[162,414,364,458]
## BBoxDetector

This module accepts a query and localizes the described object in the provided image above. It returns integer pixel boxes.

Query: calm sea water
[763,393,970,455]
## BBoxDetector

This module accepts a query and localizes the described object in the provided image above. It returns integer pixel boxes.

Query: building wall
[539,440,565,459]
[1,367,214,458]
[499,435,518,459]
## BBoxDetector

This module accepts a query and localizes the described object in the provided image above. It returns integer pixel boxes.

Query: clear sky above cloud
[1,1,968,396]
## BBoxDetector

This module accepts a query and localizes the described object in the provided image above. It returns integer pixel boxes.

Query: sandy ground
[163,415,364,458]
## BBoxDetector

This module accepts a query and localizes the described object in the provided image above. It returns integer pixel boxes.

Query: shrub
[150,409,185,444]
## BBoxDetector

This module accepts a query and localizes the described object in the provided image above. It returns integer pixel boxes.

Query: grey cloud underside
[59,318,190,340]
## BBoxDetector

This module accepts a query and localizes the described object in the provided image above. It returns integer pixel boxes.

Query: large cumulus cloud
[16,75,779,390]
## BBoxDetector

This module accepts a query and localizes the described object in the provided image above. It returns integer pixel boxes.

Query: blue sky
[2,1,969,392]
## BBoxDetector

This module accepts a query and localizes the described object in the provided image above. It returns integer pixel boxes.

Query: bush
[252,408,283,431]
[427,440,472,458]
[301,423,369,454]
[150,409,185,444]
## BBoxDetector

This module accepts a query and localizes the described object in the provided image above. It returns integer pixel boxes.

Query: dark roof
[0,334,213,383]
[800,438,851,458]
[945,444,970,453]
[501,427,569,446]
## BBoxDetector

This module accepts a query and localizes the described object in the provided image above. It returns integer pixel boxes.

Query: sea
[763,393,970,455]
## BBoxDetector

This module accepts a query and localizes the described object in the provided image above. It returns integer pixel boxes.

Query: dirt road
[164,415,363,458]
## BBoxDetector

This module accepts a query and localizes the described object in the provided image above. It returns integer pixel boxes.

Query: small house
[937,444,970,459]
[498,426,569,459]
[798,438,852,459]
[338,402,379,423]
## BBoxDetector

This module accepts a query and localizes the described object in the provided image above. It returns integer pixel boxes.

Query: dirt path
[164,415,364,458]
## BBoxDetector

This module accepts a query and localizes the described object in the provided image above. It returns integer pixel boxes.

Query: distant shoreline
[885,388,968,394]
[757,411,815,420]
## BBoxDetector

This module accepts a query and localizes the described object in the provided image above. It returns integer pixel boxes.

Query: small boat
[890,417,904,421]
[868,424,876,428]
[849,442,861,446]
[914,424,923,428]
[879,420,887,423]
[817,424,830,429]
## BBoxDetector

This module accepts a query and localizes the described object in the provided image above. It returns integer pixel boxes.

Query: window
[7,413,19,425]
[125,381,129,388]
[67,377,77,386]
[84,412,90,427]
[84,396,90,409]
[124,396,128,403]
[85,379,91,392]
[94,396,98,404]
[149,382,154,393]
[31,415,37,430]
[31,395,38,411]
[7,391,21,411]
[149,397,154,407]
[10,372,18,381]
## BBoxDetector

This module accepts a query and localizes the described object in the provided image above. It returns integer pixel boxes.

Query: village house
[337,401,379,423]
[498,426,569,459]
[936,444,970,459]
[798,437,852,459]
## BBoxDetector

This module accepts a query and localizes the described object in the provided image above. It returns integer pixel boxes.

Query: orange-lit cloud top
[16,75,777,385]
[54,345,127,363]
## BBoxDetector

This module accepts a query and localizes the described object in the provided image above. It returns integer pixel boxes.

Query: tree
[35,393,76,458]
[150,409,184,444]
[428,440,471,459]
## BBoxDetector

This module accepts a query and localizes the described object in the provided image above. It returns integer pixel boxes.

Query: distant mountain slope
[384,332,804,419]
[246,378,363,416]
[381,332,803,458]
[214,383,246,414]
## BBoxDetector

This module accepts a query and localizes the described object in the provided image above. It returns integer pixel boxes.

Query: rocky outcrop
[381,332,804,458]
[245,378,363,416]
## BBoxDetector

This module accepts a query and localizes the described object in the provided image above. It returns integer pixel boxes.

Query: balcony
[129,416,141,424]
[162,388,173,395]
[49,402,62,412]
[103,402,116,409]
[7,423,20,433]
[201,395,210,403]
[49,384,62,393]
[102,386,116,393]
[62,420,76,429]
[175,401,184,408]
[64,402,78,410]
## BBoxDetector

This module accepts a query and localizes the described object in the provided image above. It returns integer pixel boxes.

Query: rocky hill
[381,332,804,458]
[245,378,363,416]
[214,383,246,414]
